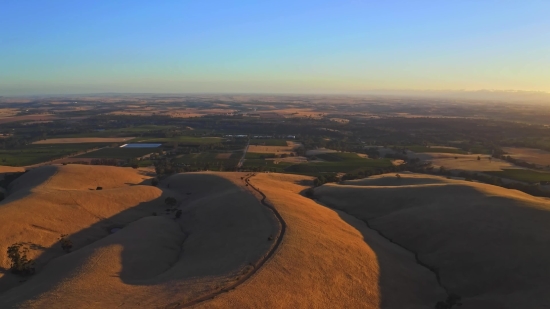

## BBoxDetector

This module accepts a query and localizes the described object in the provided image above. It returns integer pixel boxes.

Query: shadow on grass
[297,186,446,308]
[0,172,277,308]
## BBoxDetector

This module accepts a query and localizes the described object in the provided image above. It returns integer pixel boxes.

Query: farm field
[56,125,177,138]
[285,160,393,174]
[315,152,367,161]
[0,143,107,166]
[305,148,338,156]
[266,156,308,164]
[249,139,288,146]
[33,137,135,144]
[422,153,519,172]
[174,152,240,170]
[407,145,468,154]
[486,169,550,184]
[247,142,302,154]
[243,151,388,174]
[134,136,223,145]
[75,147,157,159]
[0,114,57,124]
[503,147,550,166]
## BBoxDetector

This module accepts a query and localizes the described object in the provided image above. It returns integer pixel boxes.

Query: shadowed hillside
[314,173,550,308]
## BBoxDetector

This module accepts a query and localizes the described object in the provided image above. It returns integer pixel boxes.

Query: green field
[241,150,394,174]
[249,139,288,146]
[174,152,239,170]
[285,158,394,174]
[245,152,276,159]
[75,147,158,159]
[58,125,177,138]
[0,143,107,166]
[242,159,293,171]
[230,151,243,159]
[316,152,365,161]
[486,169,550,184]
[407,146,468,154]
[134,136,223,145]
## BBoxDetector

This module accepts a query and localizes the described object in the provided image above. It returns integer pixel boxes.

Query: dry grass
[314,173,550,308]
[503,147,550,166]
[33,137,135,144]
[0,167,447,308]
[0,108,19,117]
[203,173,444,308]
[391,159,405,166]
[0,168,278,308]
[0,166,26,174]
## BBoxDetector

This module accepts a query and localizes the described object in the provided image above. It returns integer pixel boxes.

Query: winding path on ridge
[180,173,286,308]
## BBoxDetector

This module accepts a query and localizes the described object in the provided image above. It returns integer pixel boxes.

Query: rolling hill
[313,173,550,308]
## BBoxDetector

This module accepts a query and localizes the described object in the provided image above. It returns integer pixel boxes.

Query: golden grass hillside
[203,173,444,309]
[0,169,278,308]
[0,165,164,294]
[313,173,550,308]
[0,168,450,309]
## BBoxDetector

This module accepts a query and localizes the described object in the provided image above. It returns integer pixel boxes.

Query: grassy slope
[0,170,277,308]
[204,173,444,308]
[314,173,550,308]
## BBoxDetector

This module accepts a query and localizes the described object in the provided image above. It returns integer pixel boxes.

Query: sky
[1,1,549,96]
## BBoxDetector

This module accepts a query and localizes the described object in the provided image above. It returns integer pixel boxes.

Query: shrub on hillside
[435,293,462,309]
[59,234,73,253]
[7,243,35,276]
[165,197,177,207]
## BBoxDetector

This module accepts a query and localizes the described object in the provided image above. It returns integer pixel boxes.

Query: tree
[165,197,177,207]
[59,234,73,253]
[7,243,35,275]
[435,293,462,309]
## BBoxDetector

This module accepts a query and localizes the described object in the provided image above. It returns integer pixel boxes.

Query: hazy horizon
[2,1,549,97]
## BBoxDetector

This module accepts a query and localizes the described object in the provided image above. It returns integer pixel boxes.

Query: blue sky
[1,1,549,95]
